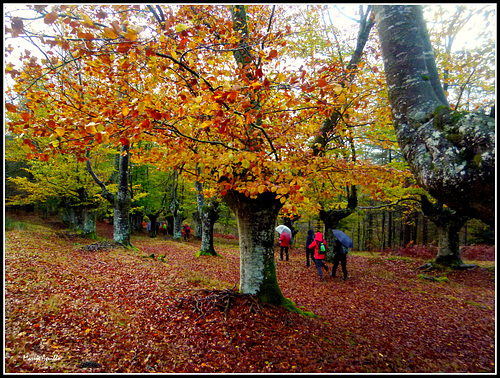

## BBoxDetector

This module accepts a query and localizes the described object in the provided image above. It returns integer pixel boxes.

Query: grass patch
[184,271,227,289]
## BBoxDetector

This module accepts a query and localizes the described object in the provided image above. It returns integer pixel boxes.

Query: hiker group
[277,226,352,281]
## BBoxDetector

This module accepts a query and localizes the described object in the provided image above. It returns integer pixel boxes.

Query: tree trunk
[61,187,97,237]
[319,186,357,261]
[373,5,495,226]
[86,147,131,247]
[195,179,220,256]
[170,169,183,240]
[113,145,132,247]
[421,195,468,267]
[223,190,285,305]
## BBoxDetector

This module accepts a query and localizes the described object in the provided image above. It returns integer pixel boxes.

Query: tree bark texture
[195,180,220,256]
[223,190,285,304]
[86,147,132,246]
[421,195,467,266]
[170,169,183,240]
[373,5,495,226]
[113,145,132,246]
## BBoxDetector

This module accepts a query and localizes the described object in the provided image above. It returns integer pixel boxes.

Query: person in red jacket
[309,231,328,280]
[279,231,291,261]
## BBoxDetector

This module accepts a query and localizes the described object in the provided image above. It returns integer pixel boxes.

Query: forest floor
[4,212,496,373]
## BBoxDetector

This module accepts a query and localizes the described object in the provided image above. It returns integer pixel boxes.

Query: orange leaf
[5,103,17,113]
[103,27,118,39]
[318,78,328,88]
[268,49,278,59]
[122,106,130,117]
[44,13,59,25]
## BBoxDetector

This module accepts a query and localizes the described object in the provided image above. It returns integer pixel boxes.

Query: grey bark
[195,179,220,256]
[421,195,468,266]
[170,168,183,240]
[373,5,495,226]
[86,146,132,246]
[224,190,285,303]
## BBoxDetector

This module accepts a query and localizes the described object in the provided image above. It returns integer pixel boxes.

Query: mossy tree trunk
[373,5,495,226]
[223,190,286,305]
[113,145,132,247]
[170,168,183,240]
[421,195,468,267]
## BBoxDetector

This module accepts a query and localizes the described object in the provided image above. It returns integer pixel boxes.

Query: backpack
[340,244,349,254]
[318,240,326,252]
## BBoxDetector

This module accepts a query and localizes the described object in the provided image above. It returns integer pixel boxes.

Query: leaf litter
[4,214,495,373]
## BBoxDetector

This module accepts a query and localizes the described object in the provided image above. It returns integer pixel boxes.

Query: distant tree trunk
[421,195,468,266]
[319,186,357,261]
[373,5,495,226]
[195,179,220,256]
[170,169,183,240]
[280,214,300,247]
[422,215,429,245]
[223,190,286,305]
[113,145,132,247]
[146,208,163,238]
[61,187,96,237]
[86,146,132,247]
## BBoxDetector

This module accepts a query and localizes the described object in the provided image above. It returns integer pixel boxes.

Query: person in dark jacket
[305,229,315,266]
[331,239,348,280]
[309,231,328,280]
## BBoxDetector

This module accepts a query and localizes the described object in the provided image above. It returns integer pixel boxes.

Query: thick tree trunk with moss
[421,195,468,267]
[373,5,495,226]
[223,190,286,304]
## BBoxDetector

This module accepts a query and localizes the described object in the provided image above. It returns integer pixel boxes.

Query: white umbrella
[275,225,291,236]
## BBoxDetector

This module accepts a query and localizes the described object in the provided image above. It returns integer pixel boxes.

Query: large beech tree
[4,5,423,304]
[373,5,495,226]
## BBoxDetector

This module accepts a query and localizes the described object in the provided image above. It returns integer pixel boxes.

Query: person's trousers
[332,253,348,279]
[306,249,315,266]
[314,258,327,278]
[280,246,289,261]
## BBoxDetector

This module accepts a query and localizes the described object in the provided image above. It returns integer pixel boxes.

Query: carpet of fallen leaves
[4,213,496,373]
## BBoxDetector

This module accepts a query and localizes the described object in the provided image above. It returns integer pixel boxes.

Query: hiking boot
[343,277,348,281]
